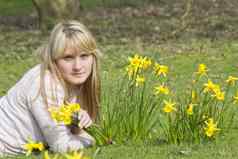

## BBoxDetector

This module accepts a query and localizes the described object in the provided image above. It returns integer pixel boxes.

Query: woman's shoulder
[22,64,41,79]
[25,64,61,89]
[23,64,55,83]
[25,64,65,104]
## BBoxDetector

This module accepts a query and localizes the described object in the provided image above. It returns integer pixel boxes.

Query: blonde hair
[39,20,101,121]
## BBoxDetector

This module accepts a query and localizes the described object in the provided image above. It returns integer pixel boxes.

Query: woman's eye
[63,55,74,61]
[80,54,90,59]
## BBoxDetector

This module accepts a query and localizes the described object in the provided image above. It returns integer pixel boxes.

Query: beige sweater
[0,64,93,156]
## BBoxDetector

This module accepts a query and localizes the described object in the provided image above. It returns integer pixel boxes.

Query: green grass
[81,0,147,8]
[0,0,155,16]
[1,27,238,158]
[0,0,33,16]
[3,130,238,159]
[85,130,238,159]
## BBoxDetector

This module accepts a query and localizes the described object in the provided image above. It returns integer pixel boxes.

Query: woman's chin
[67,78,87,86]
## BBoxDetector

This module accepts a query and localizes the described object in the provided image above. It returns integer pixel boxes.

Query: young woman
[0,20,101,156]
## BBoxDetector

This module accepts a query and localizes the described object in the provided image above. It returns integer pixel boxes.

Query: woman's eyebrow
[61,50,75,56]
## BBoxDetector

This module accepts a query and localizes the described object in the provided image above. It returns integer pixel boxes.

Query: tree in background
[32,0,80,32]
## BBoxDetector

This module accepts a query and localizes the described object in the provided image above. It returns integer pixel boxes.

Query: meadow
[1,0,238,158]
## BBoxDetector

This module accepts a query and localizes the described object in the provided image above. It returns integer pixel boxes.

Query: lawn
[1,30,238,159]
[0,0,238,159]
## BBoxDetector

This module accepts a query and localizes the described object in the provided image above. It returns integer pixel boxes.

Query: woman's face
[56,47,93,86]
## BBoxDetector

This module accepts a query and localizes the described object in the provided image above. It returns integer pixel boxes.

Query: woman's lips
[72,73,85,76]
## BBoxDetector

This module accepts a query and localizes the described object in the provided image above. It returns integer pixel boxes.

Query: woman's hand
[78,109,92,129]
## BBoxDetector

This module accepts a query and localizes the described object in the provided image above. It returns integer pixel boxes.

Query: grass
[1,29,238,158]
[3,130,238,159]
[0,0,156,16]
[0,0,33,16]
[86,132,238,159]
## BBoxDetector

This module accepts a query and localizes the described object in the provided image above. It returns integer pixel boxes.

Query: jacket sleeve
[26,74,93,153]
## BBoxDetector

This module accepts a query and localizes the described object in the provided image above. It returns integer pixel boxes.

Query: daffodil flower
[213,90,225,101]
[226,76,238,86]
[23,138,44,156]
[65,151,89,159]
[196,63,208,76]
[135,75,145,87]
[154,84,169,95]
[154,63,169,77]
[186,103,195,115]
[203,79,216,93]
[128,54,141,68]
[44,151,59,159]
[49,103,81,125]
[204,118,220,137]
[163,100,176,113]
[126,54,152,78]
[141,57,152,70]
[233,91,238,104]
[191,90,197,102]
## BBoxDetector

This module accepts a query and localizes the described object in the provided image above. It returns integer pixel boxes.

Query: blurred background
[0,0,238,42]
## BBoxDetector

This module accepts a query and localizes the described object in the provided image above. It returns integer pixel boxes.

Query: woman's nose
[73,57,82,70]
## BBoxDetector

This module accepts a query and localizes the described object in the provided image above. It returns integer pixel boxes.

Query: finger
[84,119,92,128]
[78,110,88,124]
[82,118,92,128]
[78,110,85,121]
[79,113,90,128]
[77,111,85,128]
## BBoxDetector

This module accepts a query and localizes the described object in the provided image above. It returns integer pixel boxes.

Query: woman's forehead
[63,45,87,55]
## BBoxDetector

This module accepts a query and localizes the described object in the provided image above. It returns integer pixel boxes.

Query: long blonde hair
[39,20,101,121]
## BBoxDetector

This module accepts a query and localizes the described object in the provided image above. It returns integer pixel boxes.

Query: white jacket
[0,64,93,156]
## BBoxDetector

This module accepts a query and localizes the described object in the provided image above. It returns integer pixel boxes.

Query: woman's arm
[29,99,90,153]
[27,75,94,153]
[70,127,95,145]
[70,110,95,145]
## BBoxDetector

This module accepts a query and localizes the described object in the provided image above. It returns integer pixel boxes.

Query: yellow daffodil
[213,90,225,101]
[44,151,58,159]
[49,103,81,125]
[191,90,198,102]
[126,66,134,79]
[186,103,195,115]
[23,138,44,156]
[226,76,238,86]
[196,63,208,76]
[128,54,141,68]
[203,79,225,101]
[126,54,152,78]
[163,100,176,113]
[135,75,145,87]
[65,151,88,159]
[204,118,220,137]
[67,103,81,112]
[233,91,238,104]
[44,151,50,159]
[154,63,168,77]
[154,84,169,95]
[141,57,152,70]
[126,54,142,77]
[203,79,215,93]
[49,107,72,125]
[203,79,217,93]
